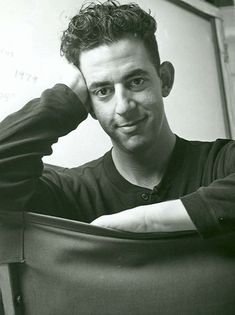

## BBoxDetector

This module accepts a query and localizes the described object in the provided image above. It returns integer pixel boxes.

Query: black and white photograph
[0,0,235,314]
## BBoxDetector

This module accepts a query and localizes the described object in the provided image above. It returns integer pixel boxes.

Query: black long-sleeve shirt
[0,84,235,238]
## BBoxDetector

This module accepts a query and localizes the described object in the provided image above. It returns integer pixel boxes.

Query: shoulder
[179,136,235,176]
[179,136,234,156]
[41,151,111,189]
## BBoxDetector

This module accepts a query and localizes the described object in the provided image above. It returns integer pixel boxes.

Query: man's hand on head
[90,200,196,233]
[62,63,91,113]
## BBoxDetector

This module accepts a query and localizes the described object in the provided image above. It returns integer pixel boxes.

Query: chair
[0,210,235,315]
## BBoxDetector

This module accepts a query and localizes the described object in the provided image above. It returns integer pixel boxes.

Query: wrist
[42,84,88,127]
[146,200,196,232]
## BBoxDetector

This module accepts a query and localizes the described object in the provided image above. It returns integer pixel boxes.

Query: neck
[112,131,176,190]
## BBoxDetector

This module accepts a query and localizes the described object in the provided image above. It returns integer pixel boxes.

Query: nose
[115,84,136,116]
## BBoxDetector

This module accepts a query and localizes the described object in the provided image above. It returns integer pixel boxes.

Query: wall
[0,0,231,167]
[221,5,235,98]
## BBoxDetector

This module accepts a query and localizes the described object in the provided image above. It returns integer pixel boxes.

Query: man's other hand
[90,200,196,233]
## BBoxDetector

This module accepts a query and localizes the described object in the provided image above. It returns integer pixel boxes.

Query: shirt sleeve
[181,140,235,238]
[0,84,87,215]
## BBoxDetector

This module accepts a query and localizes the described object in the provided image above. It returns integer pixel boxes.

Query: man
[0,0,234,238]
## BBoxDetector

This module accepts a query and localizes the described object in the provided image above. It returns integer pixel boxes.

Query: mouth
[118,116,146,128]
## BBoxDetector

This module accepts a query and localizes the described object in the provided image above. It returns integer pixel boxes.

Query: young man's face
[79,38,168,154]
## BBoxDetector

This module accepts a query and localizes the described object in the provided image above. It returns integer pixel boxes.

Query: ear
[159,61,175,97]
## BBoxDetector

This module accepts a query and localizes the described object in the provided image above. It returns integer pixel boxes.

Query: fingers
[61,63,91,112]
[69,71,88,105]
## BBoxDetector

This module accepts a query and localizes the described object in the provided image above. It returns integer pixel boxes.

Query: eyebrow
[88,68,149,91]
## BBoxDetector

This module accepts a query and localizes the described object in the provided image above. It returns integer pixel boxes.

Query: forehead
[79,38,155,87]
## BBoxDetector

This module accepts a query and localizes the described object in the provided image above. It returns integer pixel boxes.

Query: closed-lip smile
[118,116,146,128]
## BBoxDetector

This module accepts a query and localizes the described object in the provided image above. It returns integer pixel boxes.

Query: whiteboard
[0,0,229,167]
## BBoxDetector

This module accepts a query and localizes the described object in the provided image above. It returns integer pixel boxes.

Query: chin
[120,137,151,154]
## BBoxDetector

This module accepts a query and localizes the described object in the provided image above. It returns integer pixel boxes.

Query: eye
[94,87,113,98]
[128,77,146,91]
[131,78,144,86]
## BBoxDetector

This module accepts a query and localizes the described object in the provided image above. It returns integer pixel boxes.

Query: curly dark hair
[60,1,161,72]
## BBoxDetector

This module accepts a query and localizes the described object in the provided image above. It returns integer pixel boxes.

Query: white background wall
[0,0,231,167]
[221,6,235,99]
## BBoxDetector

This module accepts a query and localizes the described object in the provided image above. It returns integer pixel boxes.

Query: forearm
[0,84,87,211]
[146,200,196,232]
[91,199,197,233]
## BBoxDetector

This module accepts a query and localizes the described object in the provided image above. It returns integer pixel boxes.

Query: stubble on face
[79,38,166,154]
